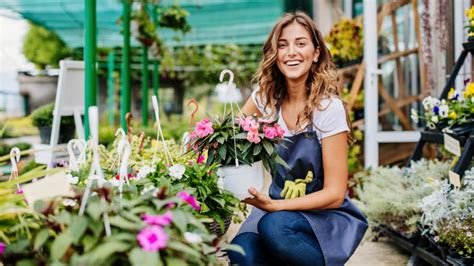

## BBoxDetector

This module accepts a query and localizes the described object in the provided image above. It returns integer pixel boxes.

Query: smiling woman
[227,12,368,266]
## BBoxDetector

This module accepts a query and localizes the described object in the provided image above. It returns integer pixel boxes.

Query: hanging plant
[158,4,191,33]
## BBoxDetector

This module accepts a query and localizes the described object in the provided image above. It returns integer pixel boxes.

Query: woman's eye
[278,43,287,48]
[298,42,306,47]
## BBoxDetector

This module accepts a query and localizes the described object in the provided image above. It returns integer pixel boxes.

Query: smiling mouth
[285,60,302,67]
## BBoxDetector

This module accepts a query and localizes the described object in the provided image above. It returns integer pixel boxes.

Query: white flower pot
[217,161,265,200]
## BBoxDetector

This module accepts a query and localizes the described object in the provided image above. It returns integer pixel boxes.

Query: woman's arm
[244,131,349,211]
[241,97,263,117]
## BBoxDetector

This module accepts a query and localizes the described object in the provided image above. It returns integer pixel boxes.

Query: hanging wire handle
[151,95,174,166]
[9,147,21,190]
[185,99,199,151]
[220,69,241,167]
[110,128,127,170]
[67,140,80,172]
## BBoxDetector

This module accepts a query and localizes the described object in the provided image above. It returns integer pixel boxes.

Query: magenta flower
[0,242,5,255]
[263,126,278,139]
[246,129,261,144]
[176,191,201,211]
[137,226,168,252]
[194,119,214,138]
[238,116,253,131]
[197,155,205,164]
[143,211,173,226]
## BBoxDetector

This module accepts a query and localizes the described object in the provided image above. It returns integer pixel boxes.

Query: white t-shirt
[251,89,349,140]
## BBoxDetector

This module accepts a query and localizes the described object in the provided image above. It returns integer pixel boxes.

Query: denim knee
[257,211,299,251]
[228,232,264,266]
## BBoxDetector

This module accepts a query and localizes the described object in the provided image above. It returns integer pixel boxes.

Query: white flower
[427,122,436,129]
[439,104,449,118]
[137,165,155,180]
[217,177,224,192]
[62,199,77,207]
[410,109,419,123]
[169,164,186,180]
[66,173,79,185]
[141,185,158,196]
[422,96,439,111]
[184,232,202,244]
[431,115,439,123]
[467,232,473,237]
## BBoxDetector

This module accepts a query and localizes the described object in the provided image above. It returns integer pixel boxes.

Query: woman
[227,12,368,266]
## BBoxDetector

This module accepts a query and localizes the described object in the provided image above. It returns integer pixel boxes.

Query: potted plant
[189,113,288,199]
[466,6,474,42]
[411,82,474,132]
[30,103,75,144]
[325,18,364,67]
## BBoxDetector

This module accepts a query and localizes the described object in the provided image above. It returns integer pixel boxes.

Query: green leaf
[89,241,130,263]
[172,210,188,234]
[109,215,143,230]
[253,144,262,156]
[274,155,290,170]
[221,243,245,256]
[233,132,247,139]
[241,141,252,154]
[218,144,227,161]
[16,260,37,266]
[216,135,226,144]
[34,228,50,250]
[130,247,162,266]
[209,196,225,208]
[82,235,100,252]
[262,141,274,155]
[88,220,104,237]
[70,215,89,244]
[200,202,210,213]
[165,257,188,266]
[87,201,107,221]
[168,241,201,258]
[51,232,73,261]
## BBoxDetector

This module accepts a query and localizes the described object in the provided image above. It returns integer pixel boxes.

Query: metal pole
[107,51,115,125]
[363,0,379,169]
[151,4,160,104]
[142,46,149,125]
[84,0,97,139]
[121,0,131,130]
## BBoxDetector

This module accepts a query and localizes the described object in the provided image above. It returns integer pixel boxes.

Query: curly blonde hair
[254,12,353,141]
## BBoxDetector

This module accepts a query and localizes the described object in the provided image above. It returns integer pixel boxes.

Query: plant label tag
[22,171,74,207]
[448,171,461,188]
[443,133,461,156]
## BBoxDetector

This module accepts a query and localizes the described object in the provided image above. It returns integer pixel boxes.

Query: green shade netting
[0,0,284,48]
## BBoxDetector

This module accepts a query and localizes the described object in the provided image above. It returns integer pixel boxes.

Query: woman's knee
[257,211,301,247]
[228,233,264,265]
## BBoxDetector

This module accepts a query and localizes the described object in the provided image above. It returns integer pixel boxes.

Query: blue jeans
[228,211,325,266]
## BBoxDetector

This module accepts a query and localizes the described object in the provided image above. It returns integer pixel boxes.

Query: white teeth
[286,61,301,66]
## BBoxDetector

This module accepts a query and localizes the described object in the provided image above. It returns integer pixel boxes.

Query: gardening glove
[280,171,314,199]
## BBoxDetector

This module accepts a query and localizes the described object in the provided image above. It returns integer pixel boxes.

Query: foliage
[30,103,74,128]
[158,4,191,33]
[161,44,261,89]
[22,23,71,70]
[0,142,31,157]
[2,184,230,265]
[466,6,474,39]
[189,113,289,174]
[348,129,363,175]
[0,117,38,138]
[353,160,450,236]
[325,19,363,66]
[419,168,474,257]
[411,82,474,130]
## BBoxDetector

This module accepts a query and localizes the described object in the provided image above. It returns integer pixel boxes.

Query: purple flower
[0,242,5,255]
[176,191,201,211]
[143,211,173,226]
[137,226,168,252]
[433,106,439,115]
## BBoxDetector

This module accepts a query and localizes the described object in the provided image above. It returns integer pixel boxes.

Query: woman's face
[276,22,320,83]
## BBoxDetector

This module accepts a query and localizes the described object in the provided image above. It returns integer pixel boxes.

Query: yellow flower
[465,82,474,98]
[449,111,457,120]
[448,88,455,99]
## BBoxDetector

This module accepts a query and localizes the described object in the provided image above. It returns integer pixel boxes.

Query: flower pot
[208,216,232,238]
[447,255,474,266]
[38,125,75,144]
[217,161,265,200]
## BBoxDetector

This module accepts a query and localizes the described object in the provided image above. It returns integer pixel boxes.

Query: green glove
[280,171,314,199]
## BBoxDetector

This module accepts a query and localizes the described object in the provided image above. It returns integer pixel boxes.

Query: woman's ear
[313,48,320,63]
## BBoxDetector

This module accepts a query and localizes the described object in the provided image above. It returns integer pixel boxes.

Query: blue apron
[237,118,368,266]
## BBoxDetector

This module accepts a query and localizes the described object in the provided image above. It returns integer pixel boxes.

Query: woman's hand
[242,187,281,212]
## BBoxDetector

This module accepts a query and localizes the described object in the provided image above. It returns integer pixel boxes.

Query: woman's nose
[287,44,297,56]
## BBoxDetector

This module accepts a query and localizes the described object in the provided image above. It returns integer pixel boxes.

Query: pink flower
[238,116,253,131]
[194,119,214,138]
[246,129,261,144]
[263,126,278,139]
[176,191,201,211]
[197,155,205,164]
[274,124,285,138]
[143,211,173,226]
[258,118,273,124]
[166,202,176,208]
[0,242,5,255]
[137,226,168,252]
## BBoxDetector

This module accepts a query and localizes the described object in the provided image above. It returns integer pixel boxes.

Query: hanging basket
[208,216,233,238]
[217,161,265,200]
